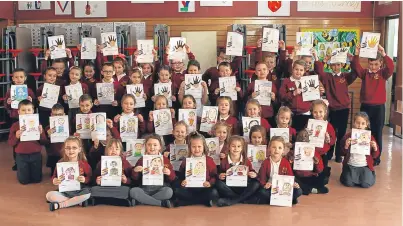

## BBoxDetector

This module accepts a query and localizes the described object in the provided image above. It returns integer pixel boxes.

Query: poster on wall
[179,1,196,12]
[297,1,361,12]
[300,28,360,73]
[18,1,51,10]
[55,1,72,15]
[200,1,233,6]
[74,1,107,18]
[258,1,290,17]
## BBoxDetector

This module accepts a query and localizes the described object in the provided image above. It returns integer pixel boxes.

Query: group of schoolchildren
[5,36,394,211]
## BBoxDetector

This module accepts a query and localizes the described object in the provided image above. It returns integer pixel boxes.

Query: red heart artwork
[268,1,282,12]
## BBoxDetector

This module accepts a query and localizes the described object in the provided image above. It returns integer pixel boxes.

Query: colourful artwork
[300,28,360,72]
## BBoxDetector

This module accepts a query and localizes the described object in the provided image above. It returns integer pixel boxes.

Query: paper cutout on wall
[74,1,107,18]
[258,1,290,16]
[19,1,51,10]
[179,1,195,12]
[55,1,72,15]
[297,1,361,12]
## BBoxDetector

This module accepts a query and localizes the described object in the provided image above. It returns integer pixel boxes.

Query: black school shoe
[49,202,59,212]
[311,186,329,194]
[374,158,381,166]
[335,156,343,163]
[12,164,17,171]
[206,200,214,207]
[161,200,172,208]
[216,198,232,207]
[292,199,298,205]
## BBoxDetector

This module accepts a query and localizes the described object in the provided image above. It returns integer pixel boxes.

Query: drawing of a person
[281,132,289,143]
[84,116,91,130]
[65,167,75,180]
[358,132,370,145]
[155,111,170,127]
[150,157,163,175]
[303,146,313,157]
[17,87,27,99]
[96,114,106,132]
[281,182,292,196]
[177,149,187,161]
[314,125,323,137]
[208,141,217,156]
[193,161,205,176]
[57,118,65,133]
[126,118,137,133]
[134,143,143,157]
[203,108,217,124]
[188,111,196,126]
[256,150,266,163]
[109,161,119,176]
[27,119,37,132]
[248,120,259,130]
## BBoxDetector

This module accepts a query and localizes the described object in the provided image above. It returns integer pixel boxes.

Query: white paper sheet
[226,165,248,187]
[225,32,243,56]
[126,84,146,108]
[48,35,66,59]
[293,142,315,171]
[81,38,97,60]
[154,83,172,107]
[350,129,371,155]
[120,115,138,142]
[178,109,198,133]
[126,139,145,166]
[170,144,188,171]
[90,113,107,141]
[101,156,122,186]
[10,85,28,109]
[40,83,60,109]
[65,83,83,109]
[242,117,261,141]
[142,155,164,186]
[247,144,267,172]
[19,114,40,142]
[330,47,349,64]
[184,74,203,99]
[169,37,187,60]
[254,80,272,106]
[96,83,114,105]
[206,137,220,165]
[57,162,80,192]
[186,157,207,187]
[270,175,295,207]
[307,119,328,148]
[296,32,314,56]
[262,28,280,52]
[359,32,381,59]
[137,40,154,63]
[76,114,91,139]
[49,115,69,143]
[219,76,237,100]
[101,32,118,56]
[153,109,173,136]
[200,106,218,133]
[270,128,290,143]
[301,75,320,102]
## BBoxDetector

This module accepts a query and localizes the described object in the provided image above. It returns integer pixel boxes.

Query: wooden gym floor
[0,127,401,226]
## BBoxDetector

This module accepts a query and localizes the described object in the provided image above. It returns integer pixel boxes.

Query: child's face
[171,60,184,72]
[51,109,65,116]
[264,57,276,71]
[113,62,124,75]
[229,140,243,156]
[69,69,81,84]
[218,100,230,116]
[155,98,167,110]
[142,64,152,75]
[190,138,204,157]
[255,63,268,80]
[292,64,305,80]
[187,65,199,74]
[79,100,93,113]
[101,66,115,81]
[182,97,196,109]
[217,52,230,64]
[173,124,187,141]
[354,116,368,130]
[106,143,121,156]
[45,70,57,84]
[330,63,342,74]
[368,59,382,72]
[251,131,264,145]
[215,126,228,143]
[84,66,95,80]
[18,105,34,115]
[53,62,65,77]
[218,65,232,77]
[12,71,26,85]
[301,56,312,71]
[130,72,142,84]
[122,97,135,114]
[278,111,291,127]
[246,103,260,117]
[269,140,284,160]
[146,138,161,155]
[64,141,81,161]
[312,104,326,121]
[159,69,171,83]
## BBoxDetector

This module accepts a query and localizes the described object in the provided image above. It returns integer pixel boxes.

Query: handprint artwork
[225,32,243,56]
[48,35,66,59]
[101,32,119,56]
[126,84,145,108]
[300,75,320,102]
[185,74,202,98]
[359,32,381,59]
[169,37,186,60]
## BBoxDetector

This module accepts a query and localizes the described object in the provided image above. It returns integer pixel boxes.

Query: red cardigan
[202,56,242,84]
[179,156,217,185]
[314,61,357,111]
[93,156,133,185]
[4,87,36,119]
[340,132,380,171]
[81,77,99,100]
[247,81,278,119]
[131,155,176,183]
[44,125,67,157]
[8,122,48,154]
[279,78,312,114]
[351,55,394,105]
[52,160,92,184]
[258,157,293,186]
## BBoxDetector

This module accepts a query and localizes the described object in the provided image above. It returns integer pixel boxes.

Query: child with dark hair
[164,43,196,88]
[41,49,75,86]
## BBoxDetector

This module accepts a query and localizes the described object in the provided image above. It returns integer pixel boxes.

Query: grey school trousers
[340,165,376,188]
[130,185,173,206]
